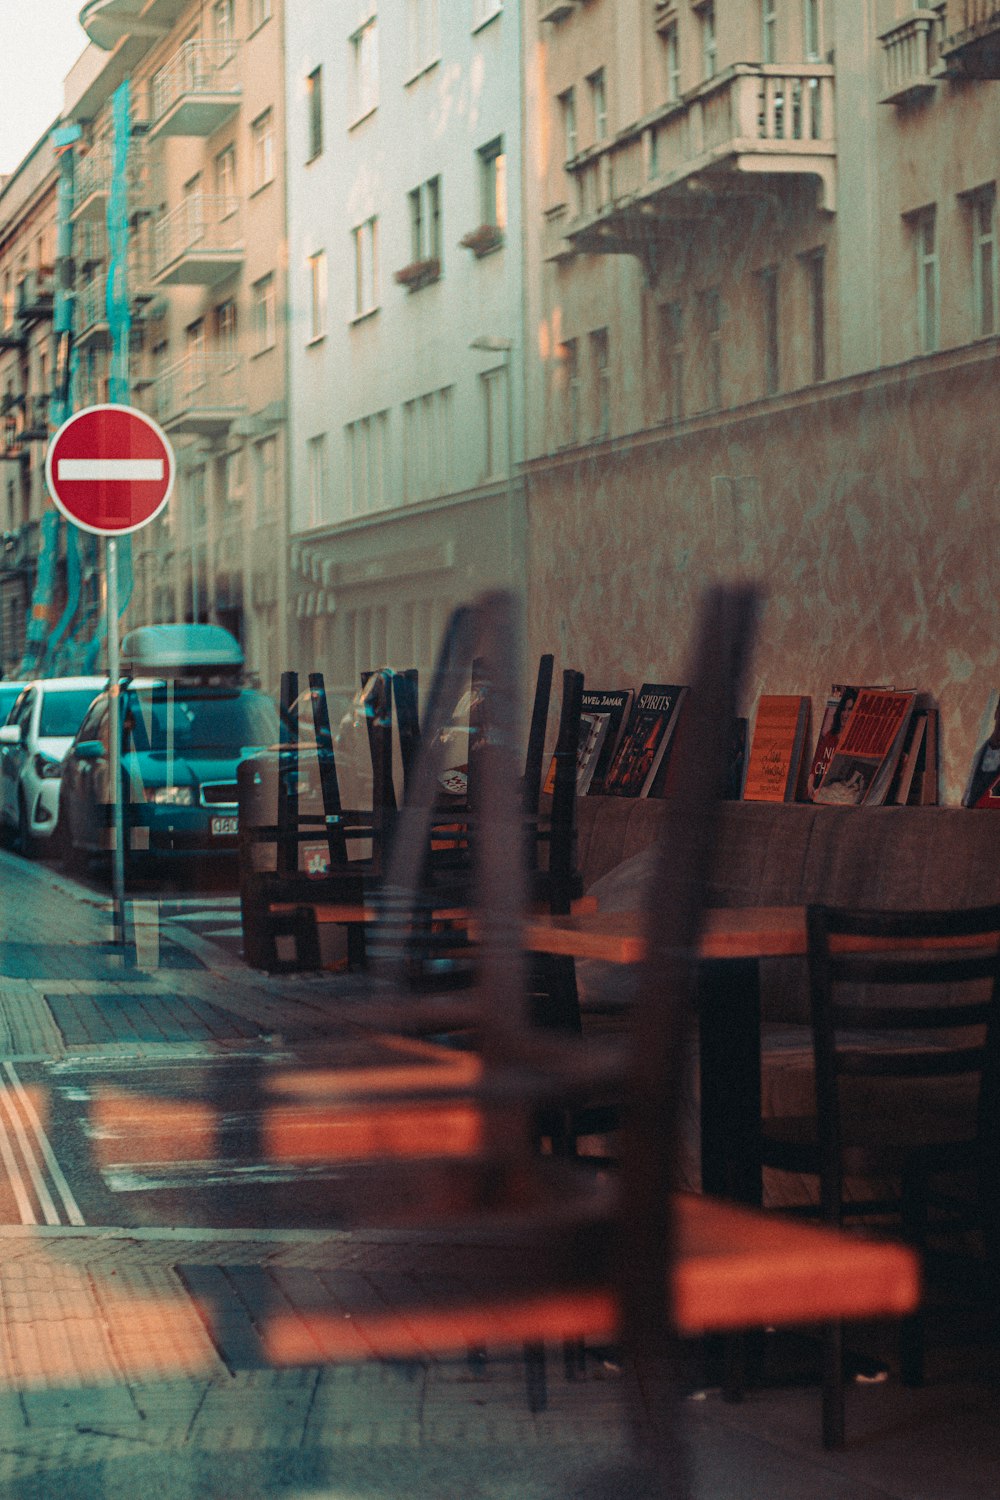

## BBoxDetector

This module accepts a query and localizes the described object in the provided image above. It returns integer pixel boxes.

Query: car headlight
[145,785,196,806]
[33,753,62,780]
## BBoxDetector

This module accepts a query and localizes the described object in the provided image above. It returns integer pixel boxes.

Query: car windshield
[126,688,279,754]
[0,687,22,724]
[39,689,101,738]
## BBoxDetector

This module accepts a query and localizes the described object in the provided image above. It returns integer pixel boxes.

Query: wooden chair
[759,901,1000,1448]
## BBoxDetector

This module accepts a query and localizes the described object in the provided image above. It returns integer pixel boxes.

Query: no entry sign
[45,403,175,536]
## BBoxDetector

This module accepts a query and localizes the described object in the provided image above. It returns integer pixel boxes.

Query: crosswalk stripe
[5,1063,85,1227]
[0,1103,35,1224]
[0,1082,60,1225]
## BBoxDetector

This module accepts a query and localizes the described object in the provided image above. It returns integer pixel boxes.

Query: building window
[308,250,328,340]
[216,298,238,366]
[480,368,508,480]
[306,67,323,160]
[407,0,440,75]
[970,186,997,339]
[478,137,507,229]
[213,0,235,47]
[760,266,779,396]
[253,434,277,522]
[249,0,272,31]
[251,109,275,192]
[914,208,939,353]
[559,338,580,447]
[805,249,825,382]
[252,272,276,353]
[588,68,608,143]
[402,386,453,502]
[306,434,328,528]
[351,217,379,318]
[350,15,379,123]
[590,328,610,439]
[804,0,821,61]
[559,87,577,162]
[225,449,244,505]
[701,2,717,80]
[214,143,237,211]
[658,301,684,422]
[409,176,441,263]
[345,410,390,516]
[701,288,722,410]
[662,23,681,103]
[472,0,502,27]
[762,0,777,63]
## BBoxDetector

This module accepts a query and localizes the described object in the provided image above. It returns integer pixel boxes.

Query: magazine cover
[813,689,916,806]
[602,683,688,798]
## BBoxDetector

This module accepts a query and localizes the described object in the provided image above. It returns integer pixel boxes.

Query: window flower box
[459,223,504,257]
[394,257,440,291]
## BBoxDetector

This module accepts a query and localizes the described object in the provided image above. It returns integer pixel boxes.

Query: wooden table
[261,1190,920,1365]
[519,905,810,1206]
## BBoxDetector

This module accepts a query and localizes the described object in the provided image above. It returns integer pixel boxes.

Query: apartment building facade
[284,0,526,696]
[522,0,1000,799]
[0,141,61,675]
[60,0,289,692]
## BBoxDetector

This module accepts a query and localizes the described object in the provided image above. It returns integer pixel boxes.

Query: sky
[0,2,89,175]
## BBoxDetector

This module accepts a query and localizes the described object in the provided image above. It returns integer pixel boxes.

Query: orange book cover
[743,695,810,803]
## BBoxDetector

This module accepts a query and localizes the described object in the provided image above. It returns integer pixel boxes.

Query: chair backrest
[805,902,1000,1218]
[618,582,759,1362]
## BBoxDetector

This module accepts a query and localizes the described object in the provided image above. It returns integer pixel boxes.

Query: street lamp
[469,336,516,587]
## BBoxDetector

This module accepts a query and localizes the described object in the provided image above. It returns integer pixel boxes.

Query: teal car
[57,626,280,872]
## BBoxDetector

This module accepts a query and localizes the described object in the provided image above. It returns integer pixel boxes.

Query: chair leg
[524,1341,548,1413]
[821,1319,845,1450]
[901,1163,928,1388]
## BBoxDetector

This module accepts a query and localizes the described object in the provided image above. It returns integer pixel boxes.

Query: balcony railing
[16,269,55,323]
[75,278,111,346]
[941,0,1000,76]
[151,195,243,286]
[150,38,242,138]
[879,10,945,103]
[566,62,836,254]
[150,349,245,435]
[72,135,148,222]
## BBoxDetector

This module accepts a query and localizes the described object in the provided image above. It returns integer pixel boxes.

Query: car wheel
[17,791,36,860]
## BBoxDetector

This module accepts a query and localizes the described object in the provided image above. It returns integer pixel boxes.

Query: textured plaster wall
[525,344,1000,804]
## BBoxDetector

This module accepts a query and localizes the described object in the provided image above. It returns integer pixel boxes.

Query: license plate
[211,815,238,837]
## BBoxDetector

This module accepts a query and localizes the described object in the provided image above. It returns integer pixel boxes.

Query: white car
[0,676,106,856]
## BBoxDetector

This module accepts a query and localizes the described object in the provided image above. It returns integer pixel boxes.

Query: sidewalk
[1,854,998,1498]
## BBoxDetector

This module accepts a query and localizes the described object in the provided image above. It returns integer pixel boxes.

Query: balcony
[564,64,836,263]
[75,278,111,348]
[539,0,579,20]
[21,397,50,443]
[879,11,945,104]
[941,0,1000,76]
[151,196,243,286]
[16,270,55,323]
[0,323,25,351]
[151,349,245,436]
[149,39,241,139]
[71,138,114,222]
[79,0,157,51]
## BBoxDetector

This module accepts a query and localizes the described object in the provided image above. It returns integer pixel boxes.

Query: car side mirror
[73,740,104,762]
[0,724,20,746]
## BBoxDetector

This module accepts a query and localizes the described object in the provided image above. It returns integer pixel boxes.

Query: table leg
[697,957,762,1206]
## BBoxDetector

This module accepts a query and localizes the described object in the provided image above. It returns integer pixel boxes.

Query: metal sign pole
[107,536,126,947]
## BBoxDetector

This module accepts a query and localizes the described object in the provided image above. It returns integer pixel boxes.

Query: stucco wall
[525,339,1000,804]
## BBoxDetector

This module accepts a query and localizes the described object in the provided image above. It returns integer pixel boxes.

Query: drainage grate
[45,990,262,1048]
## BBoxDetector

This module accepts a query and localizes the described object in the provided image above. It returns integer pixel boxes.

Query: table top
[519,905,810,964]
[262,1190,920,1367]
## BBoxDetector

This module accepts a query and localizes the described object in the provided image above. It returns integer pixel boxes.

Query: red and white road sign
[45,403,175,537]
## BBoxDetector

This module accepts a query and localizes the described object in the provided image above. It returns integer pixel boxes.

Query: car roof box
[120,624,244,678]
